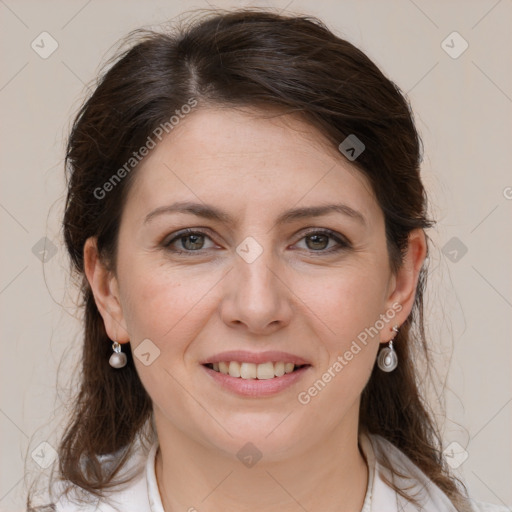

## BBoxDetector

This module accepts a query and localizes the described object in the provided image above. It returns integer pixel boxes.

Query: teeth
[240,362,257,379]
[209,361,302,379]
[274,361,285,377]
[256,361,275,380]
[228,361,241,377]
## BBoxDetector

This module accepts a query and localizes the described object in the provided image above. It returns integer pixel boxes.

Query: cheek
[294,273,387,414]
[122,271,205,338]
[119,264,218,402]
[292,261,391,401]
[297,262,391,345]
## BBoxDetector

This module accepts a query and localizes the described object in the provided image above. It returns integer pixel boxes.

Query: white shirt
[51,432,508,512]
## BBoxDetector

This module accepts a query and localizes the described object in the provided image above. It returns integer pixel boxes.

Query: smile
[202,362,311,397]
[204,361,309,379]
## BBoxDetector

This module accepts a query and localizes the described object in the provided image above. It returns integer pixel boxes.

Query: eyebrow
[143,201,366,226]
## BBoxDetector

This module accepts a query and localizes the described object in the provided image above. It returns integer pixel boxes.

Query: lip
[200,350,311,366]
[202,363,312,397]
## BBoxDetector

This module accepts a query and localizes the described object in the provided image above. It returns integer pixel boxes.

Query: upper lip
[200,350,311,366]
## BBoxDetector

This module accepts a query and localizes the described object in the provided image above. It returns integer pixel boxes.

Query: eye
[294,229,351,254]
[162,228,351,256]
[163,229,217,254]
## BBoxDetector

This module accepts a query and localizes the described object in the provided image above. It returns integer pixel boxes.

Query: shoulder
[363,433,510,512]
[470,500,511,512]
[52,475,149,512]
[51,475,148,511]
[50,443,154,512]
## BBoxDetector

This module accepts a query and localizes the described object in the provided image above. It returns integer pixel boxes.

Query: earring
[109,341,127,369]
[377,325,399,372]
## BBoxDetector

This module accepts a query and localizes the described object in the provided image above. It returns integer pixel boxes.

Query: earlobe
[383,229,427,340]
[83,237,130,343]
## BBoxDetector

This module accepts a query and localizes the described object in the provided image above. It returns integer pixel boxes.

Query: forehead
[124,107,380,226]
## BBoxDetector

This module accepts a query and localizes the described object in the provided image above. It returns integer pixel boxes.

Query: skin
[84,107,426,512]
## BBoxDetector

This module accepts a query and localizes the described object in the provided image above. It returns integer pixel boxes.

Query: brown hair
[27,8,471,510]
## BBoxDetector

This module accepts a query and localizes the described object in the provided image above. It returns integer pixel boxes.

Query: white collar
[146,440,164,512]
[359,432,460,511]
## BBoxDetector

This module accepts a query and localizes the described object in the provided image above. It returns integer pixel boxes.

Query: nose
[219,241,293,335]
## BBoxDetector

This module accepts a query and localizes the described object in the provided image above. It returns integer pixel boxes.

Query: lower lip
[202,364,311,397]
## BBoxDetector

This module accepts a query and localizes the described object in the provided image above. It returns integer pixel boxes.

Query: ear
[381,229,427,342]
[83,237,130,344]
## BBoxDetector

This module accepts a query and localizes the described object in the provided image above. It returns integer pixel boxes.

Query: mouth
[203,361,311,380]
[200,350,312,396]
[201,358,312,397]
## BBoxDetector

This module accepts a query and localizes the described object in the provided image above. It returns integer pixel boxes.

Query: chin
[202,414,312,462]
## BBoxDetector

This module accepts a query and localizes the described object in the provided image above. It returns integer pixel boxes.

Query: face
[88,107,421,461]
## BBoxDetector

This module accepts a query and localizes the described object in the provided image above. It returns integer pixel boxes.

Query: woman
[26,8,507,512]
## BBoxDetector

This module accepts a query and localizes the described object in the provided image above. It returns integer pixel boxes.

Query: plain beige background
[1,0,511,510]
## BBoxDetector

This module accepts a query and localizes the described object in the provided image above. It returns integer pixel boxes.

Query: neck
[153,412,368,512]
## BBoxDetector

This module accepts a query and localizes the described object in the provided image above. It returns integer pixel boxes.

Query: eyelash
[163,228,351,256]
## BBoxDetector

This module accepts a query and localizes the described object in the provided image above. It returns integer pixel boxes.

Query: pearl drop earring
[377,325,399,372]
[109,341,127,369]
